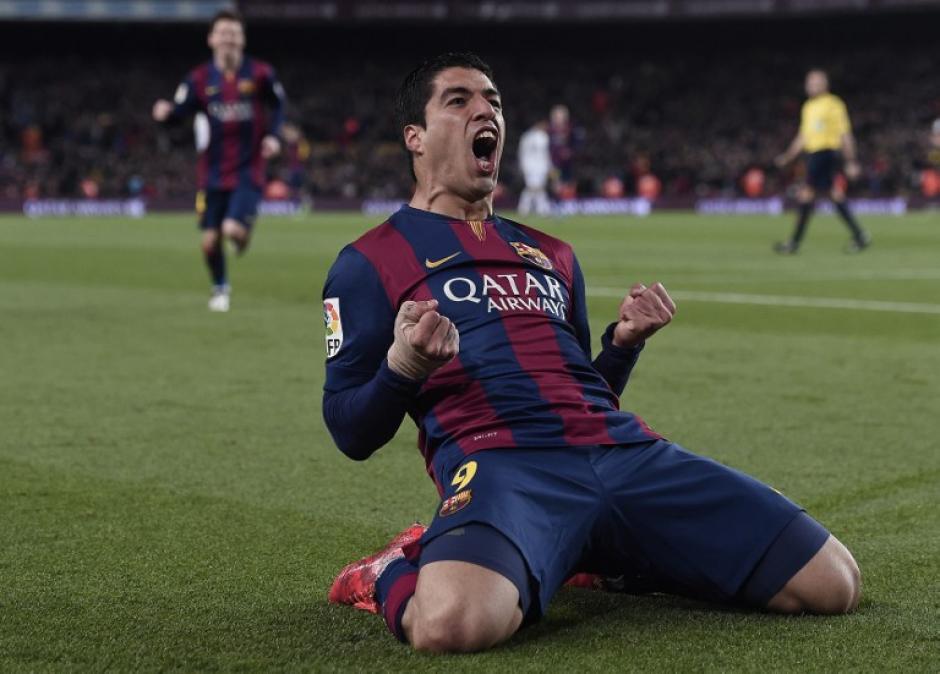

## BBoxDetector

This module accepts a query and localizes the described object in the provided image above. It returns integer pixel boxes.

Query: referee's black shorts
[806,149,841,191]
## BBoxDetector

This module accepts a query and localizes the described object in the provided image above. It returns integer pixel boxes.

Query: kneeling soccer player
[323,53,861,653]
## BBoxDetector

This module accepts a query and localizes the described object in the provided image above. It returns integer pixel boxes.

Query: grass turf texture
[1,211,938,671]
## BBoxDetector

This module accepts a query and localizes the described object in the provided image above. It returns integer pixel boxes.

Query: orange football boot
[328,523,427,614]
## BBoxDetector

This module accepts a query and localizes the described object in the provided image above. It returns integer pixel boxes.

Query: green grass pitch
[1,211,938,671]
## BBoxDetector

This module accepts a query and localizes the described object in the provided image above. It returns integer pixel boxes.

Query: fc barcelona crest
[509,241,553,271]
[439,490,472,517]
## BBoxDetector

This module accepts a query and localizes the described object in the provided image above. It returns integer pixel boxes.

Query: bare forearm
[841,133,857,162]
[784,135,804,161]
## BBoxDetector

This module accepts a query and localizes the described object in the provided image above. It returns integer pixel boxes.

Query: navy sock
[205,245,227,288]
[792,202,814,245]
[375,557,419,643]
[834,200,865,242]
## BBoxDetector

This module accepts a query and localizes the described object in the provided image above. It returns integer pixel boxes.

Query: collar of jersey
[399,204,496,224]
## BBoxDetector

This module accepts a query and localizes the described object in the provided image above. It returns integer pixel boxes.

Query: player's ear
[403,124,424,157]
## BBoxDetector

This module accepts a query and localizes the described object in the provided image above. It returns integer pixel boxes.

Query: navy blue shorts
[418,441,829,622]
[806,149,841,191]
[198,187,262,231]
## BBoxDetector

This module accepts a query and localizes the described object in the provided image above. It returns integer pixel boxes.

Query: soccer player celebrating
[152,9,286,312]
[774,69,870,254]
[324,54,860,653]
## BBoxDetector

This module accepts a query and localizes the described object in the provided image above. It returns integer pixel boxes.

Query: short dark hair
[394,52,496,181]
[210,9,244,31]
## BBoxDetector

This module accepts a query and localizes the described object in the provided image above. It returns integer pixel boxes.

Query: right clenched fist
[387,300,460,380]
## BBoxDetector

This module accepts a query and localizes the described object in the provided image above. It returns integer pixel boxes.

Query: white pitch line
[588,288,940,315]
[591,269,940,284]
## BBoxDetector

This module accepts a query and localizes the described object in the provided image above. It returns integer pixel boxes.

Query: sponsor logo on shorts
[509,241,553,271]
[323,298,343,358]
[439,489,472,517]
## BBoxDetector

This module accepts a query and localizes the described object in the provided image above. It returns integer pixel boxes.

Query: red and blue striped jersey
[322,205,660,470]
[169,57,286,191]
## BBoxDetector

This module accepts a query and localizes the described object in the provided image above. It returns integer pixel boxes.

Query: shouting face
[405,66,505,203]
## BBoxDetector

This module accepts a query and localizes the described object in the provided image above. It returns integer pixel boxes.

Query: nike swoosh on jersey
[425,252,461,268]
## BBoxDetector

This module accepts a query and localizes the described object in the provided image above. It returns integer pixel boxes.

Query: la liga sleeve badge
[323,298,343,358]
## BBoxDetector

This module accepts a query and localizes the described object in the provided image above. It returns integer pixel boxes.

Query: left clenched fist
[612,282,676,348]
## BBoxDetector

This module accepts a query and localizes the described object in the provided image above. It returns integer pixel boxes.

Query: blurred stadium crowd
[2,30,938,203]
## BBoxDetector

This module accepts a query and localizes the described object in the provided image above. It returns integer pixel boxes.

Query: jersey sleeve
[260,65,287,138]
[167,72,200,121]
[569,251,644,397]
[321,246,421,460]
[593,324,644,398]
[798,101,810,140]
[568,253,593,358]
[323,246,395,391]
[834,97,851,136]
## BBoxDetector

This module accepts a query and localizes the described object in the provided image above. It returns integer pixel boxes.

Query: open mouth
[471,128,498,175]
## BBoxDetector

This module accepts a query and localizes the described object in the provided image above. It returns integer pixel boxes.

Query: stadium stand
[1,15,938,204]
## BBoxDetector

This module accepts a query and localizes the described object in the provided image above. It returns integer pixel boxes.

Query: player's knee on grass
[768,535,861,615]
[406,560,523,653]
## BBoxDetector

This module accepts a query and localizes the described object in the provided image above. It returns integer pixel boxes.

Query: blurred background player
[517,119,551,215]
[280,122,311,203]
[549,104,576,199]
[152,9,286,312]
[774,69,870,254]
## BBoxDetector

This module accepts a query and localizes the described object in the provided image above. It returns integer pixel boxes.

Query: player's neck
[214,53,243,74]
[409,183,493,221]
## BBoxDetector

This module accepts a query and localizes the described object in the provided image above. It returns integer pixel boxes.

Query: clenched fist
[387,300,460,380]
[612,282,676,348]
